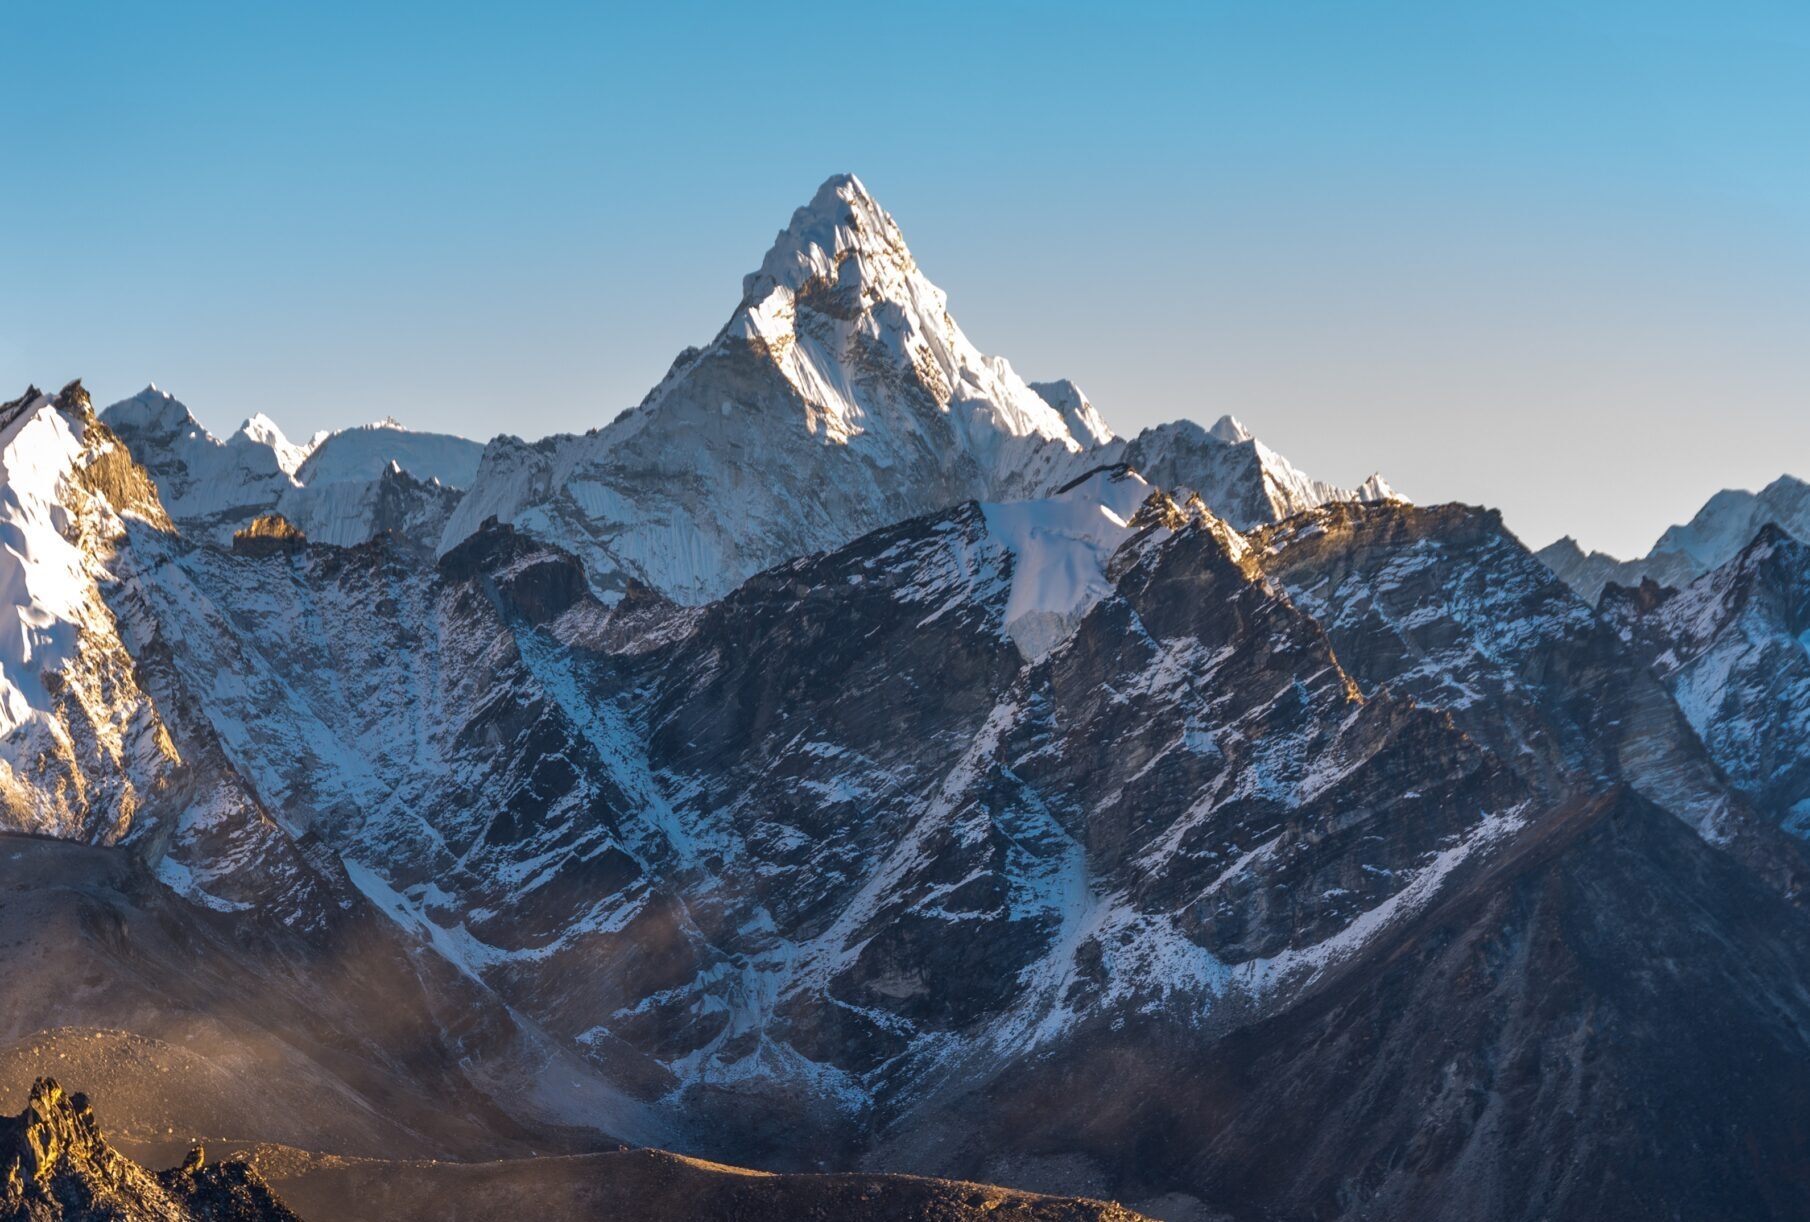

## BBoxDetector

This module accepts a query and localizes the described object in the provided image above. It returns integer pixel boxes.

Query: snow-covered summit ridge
[708,171,1085,456]
[1209,414,1254,444]
[443,172,1396,603]
[441,173,1123,601]
[100,386,482,547]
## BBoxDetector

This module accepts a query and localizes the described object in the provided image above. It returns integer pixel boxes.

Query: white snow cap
[742,172,913,301]
[722,173,1094,453]
[1209,415,1254,445]
[1029,379,1116,448]
[103,385,198,435]
[235,412,312,475]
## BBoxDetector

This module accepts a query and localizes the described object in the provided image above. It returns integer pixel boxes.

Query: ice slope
[979,466,1245,659]
[982,469,1154,658]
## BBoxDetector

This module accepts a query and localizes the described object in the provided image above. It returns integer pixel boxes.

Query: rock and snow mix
[0,386,176,840]
[5,173,1810,1209]
[103,387,480,548]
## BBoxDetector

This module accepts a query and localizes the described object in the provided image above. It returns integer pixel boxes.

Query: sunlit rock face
[0,1077,300,1221]
[0,383,178,842]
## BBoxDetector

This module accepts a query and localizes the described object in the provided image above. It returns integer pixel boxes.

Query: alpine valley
[3,175,1808,1222]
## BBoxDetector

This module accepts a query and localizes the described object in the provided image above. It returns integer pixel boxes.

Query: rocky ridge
[0,1079,297,1221]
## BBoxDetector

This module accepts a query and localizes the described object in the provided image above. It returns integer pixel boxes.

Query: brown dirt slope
[232,1143,1151,1222]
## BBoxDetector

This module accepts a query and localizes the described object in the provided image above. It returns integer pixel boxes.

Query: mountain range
[2,173,1808,1221]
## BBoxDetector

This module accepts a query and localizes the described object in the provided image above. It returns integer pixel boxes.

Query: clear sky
[4,1,1807,557]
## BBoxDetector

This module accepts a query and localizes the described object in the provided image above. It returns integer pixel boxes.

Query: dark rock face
[157,1148,300,1222]
[85,483,1810,1218]
[946,789,1810,1221]
[0,1079,299,1221]
[1252,502,1806,890]
[1604,524,1810,834]
[116,495,1540,1169]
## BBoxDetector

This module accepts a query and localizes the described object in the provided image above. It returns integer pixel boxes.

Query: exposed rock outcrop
[0,1079,298,1221]
[230,515,306,557]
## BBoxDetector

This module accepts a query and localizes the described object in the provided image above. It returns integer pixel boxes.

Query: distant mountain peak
[1028,379,1116,447]
[741,172,905,303]
[233,412,312,475]
[1209,414,1254,444]
[104,384,202,437]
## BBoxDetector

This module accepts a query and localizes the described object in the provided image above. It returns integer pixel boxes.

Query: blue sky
[4,0,1807,556]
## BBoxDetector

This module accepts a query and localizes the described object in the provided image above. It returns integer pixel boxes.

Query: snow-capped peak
[741,172,912,303]
[1029,379,1116,448]
[102,384,202,438]
[234,411,313,475]
[1209,414,1254,444]
[102,390,481,548]
[714,173,1088,456]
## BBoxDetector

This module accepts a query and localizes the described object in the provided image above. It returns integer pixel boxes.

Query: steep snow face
[441,174,1118,604]
[102,389,477,549]
[0,384,178,841]
[277,462,464,550]
[297,419,483,488]
[982,469,1153,658]
[238,411,315,475]
[978,467,1245,660]
[726,174,1082,462]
